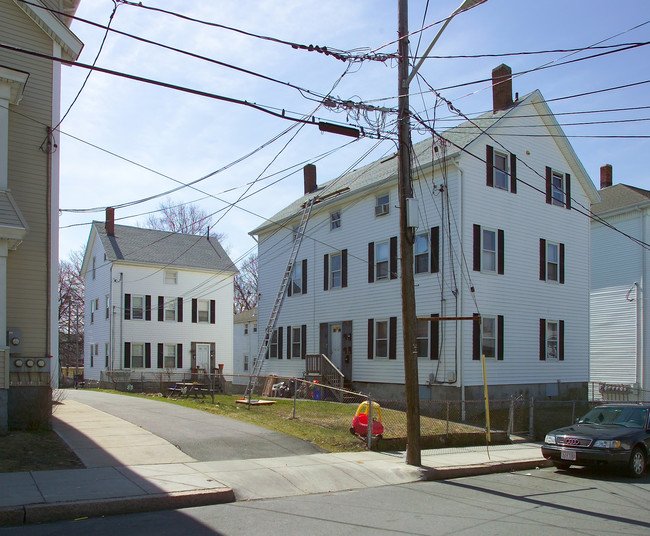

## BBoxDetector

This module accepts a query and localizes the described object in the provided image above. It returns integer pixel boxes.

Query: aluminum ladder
[244,198,315,400]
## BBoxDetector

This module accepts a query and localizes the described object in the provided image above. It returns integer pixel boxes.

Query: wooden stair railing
[304,353,344,401]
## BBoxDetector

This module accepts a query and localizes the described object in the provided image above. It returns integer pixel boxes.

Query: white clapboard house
[590,165,650,400]
[250,65,600,400]
[81,211,237,385]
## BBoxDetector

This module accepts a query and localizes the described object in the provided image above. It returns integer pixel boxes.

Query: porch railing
[304,353,344,400]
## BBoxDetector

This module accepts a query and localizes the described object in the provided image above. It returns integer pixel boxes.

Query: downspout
[640,209,646,390]
[119,272,123,370]
[109,264,113,372]
[453,157,464,406]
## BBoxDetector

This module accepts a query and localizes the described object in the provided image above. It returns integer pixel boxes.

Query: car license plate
[561,449,577,461]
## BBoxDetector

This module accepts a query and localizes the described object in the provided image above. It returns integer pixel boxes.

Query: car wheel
[553,462,571,471]
[628,447,646,478]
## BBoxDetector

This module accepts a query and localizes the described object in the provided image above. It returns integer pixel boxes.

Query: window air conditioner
[375,203,389,216]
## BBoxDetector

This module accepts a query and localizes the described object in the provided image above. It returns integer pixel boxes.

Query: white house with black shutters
[251,65,600,400]
[81,211,237,383]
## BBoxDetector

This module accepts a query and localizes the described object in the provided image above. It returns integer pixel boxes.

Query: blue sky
[58,0,650,265]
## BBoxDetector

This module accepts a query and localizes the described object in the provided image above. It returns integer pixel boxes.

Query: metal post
[367,395,373,450]
[292,378,297,419]
[446,401,450,439]
[571,401,576,424]
[529,397,535,439]
[508,395,514,439]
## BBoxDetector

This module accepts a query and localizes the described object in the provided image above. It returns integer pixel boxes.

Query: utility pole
[398,0,421,466]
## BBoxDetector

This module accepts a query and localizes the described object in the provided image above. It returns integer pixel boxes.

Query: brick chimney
[105,207,115,236]
[304,164,317,195]
[492,64,513,113]
[600,164,613,189]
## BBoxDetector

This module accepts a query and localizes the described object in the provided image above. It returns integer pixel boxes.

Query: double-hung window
[473,225,504,275]
[243,355,249,371]
[494,152,509,190]
[546,242,559,282]
[164,344,176,368]
[105,295,110,319]
[90,299,96,324]
[487,145,516,193]
[330,211,341,230]
[416,320,428,359]
[131,343,144,368]
[198,300,209,323]
[132,295,144,320]
[269,330,279,358]
[330,252,342,289]
[165,298,177,321]
[552,171,565,206]
[540,239,565,283]
[291,262,303,295]
[481,316,497,359]
[164,270,178,284]
[92,256,96,279]
[414,233,429,274]
[482,229,497,273]
[375,193,389,216]
[375,241,389,280]
[244,324,249,335]
[375,320,389,358]
[540,318,564,361]
[291,327,302,359]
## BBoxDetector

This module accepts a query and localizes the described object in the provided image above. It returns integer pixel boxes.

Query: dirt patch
[0,430,84,473]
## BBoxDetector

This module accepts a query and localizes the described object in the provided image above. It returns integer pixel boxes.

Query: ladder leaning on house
[244,198,315,400]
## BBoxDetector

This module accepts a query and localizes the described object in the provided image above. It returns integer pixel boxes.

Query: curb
[422,458,554,481]
[0,487,235,527]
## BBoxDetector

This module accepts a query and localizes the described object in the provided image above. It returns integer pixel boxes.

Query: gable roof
[15,0,83,61]
[84,222,238,275]
[250,89,598,236]
[592,184,650,216]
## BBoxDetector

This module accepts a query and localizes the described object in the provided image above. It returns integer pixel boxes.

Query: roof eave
[14,0,84,61]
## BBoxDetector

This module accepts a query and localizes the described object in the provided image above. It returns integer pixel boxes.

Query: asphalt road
[62,389,324,461]
[4,467,649,535]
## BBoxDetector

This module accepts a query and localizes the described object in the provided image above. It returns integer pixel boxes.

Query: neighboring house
[590,165,650,400]
[0,0,83,432]
[233,307,257,389]
[251,65,600,401]
[81,212,237,386]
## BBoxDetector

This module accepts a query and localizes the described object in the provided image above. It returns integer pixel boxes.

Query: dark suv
[541,403,650,477]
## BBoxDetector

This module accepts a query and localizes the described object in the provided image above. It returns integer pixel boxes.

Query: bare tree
[144,198,222,238]
[58,247,85,370]
[234,253,258,313]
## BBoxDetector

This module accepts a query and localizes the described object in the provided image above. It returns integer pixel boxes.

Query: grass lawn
[97,390,484,452]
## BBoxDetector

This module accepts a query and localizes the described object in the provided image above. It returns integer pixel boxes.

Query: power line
[409,41,650,60]
[15,0,350,105]
[113,0,396,63]
[0,42,372,138]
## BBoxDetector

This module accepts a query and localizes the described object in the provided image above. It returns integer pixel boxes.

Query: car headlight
[545,434,556,445]
[593,440,623,449]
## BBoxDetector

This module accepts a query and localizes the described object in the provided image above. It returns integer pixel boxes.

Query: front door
[329,324,342,370]
[196,344,211,371]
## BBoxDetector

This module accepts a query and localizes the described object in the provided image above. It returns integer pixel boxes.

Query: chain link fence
[87,372,650,449]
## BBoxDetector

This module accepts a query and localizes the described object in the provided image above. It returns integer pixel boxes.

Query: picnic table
[168,382,208,399]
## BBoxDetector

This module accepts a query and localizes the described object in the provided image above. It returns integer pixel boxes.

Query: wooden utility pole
[398,0,421,466]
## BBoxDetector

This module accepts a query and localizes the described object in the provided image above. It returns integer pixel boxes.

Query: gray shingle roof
[591,184,650,215]
[250,92,533,236]
[93,222,238,274]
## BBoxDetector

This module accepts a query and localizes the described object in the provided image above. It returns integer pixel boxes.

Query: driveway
[62,390,324,461]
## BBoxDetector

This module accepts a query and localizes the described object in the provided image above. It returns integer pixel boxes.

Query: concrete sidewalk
[0,399,551,527]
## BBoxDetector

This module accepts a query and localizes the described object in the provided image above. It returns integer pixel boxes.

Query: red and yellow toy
[350,401,384,438]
